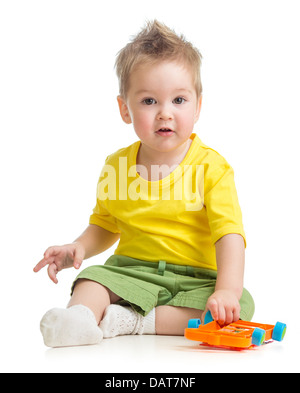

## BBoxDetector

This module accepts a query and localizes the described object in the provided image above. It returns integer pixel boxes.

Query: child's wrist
[72,241,86,260]
[215,280,243,299]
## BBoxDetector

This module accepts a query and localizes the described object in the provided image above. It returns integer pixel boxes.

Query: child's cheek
[134,112,153,134]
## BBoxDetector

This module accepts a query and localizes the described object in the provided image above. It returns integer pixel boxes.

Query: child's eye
[173,97,186,104]
[142,98,157,105]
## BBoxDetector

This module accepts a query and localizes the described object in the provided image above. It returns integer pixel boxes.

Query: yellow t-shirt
[89,133,246,270]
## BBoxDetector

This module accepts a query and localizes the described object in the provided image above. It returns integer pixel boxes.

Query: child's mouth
[156,128,174,136]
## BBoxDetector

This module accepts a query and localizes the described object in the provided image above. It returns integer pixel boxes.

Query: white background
[1,0,299,373]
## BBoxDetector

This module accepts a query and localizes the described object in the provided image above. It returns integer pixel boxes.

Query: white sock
[40,305,103,347]
[99,305,156,338]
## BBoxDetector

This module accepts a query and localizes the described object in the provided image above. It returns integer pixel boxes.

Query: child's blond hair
[115,20,202,99]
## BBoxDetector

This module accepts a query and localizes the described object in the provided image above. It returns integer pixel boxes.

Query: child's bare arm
[33,224,120,283]
[73,224,120,260]
[204,233,245,324]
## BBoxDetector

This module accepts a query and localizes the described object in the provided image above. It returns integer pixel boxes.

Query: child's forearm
[73,224,120,260]
[215,233,245,299]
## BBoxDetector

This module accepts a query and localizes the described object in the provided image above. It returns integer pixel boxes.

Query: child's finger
[33,257,51,272]
[44,246,60,259]
[207,298,219,322]
[34,246,60,272]
[48,263,59,284]
[33,254,56,272]
[224,308,233,325]
[217,305,226,325]
[232,306,240,322]
[73,247,84,269]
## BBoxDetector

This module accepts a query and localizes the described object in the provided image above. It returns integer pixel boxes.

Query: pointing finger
[33,257,50,273]
[33,254,56,272]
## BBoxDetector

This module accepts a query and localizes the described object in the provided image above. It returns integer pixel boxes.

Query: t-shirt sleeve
[204,163,246,246]
[89,198,120,234]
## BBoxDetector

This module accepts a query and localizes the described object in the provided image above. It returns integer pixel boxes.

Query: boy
[34,21,254,347]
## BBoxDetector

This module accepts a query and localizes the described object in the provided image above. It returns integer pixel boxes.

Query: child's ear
[194,95,202,123]
[117,96,132,124]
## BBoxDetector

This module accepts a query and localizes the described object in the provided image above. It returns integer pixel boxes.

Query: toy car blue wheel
[272,322,287,341]
[188,319,201,329]
[252,327,266,346]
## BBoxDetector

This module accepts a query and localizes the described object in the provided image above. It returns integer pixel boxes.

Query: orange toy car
[185,311,286,350]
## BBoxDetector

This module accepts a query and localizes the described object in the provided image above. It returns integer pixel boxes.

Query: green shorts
[71,255,255,320]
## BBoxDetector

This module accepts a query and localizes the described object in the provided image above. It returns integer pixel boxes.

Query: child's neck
[136,138,192,181]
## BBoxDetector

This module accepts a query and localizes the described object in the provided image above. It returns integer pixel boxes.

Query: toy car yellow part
[185,313,286,350]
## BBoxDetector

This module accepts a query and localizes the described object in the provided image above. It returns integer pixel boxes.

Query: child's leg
[155,305,203,335]
[40,279,202,345]
[67,278,121,323]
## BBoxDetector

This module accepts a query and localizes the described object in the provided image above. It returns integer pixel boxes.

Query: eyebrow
[134,90,151,96]
[134,88,194,96]
[174,88,194,95]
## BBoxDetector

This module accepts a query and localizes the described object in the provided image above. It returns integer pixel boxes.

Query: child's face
[117,61,202,158]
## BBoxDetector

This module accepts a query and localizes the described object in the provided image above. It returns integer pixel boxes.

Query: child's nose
[156,105,173,121]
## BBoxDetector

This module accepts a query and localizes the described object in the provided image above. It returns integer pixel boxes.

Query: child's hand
[33,242,85,284]
[203,289,241,325]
